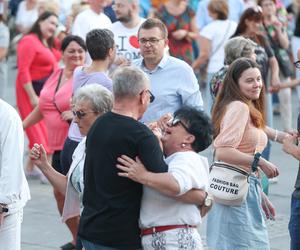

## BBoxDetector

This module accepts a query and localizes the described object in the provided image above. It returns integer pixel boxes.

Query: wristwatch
[204,192,213,207]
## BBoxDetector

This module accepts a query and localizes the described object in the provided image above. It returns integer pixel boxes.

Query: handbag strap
[52,69,64,114]
[210,21,232,58]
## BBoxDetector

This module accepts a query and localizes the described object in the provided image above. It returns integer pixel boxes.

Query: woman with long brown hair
[232,7,281,190]
[207,58,285,249]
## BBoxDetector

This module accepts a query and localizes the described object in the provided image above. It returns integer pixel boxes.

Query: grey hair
[112,66,150,100]
[224,36,257,65]
[72,84,113,114]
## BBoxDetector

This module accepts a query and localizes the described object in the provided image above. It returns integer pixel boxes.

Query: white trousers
[0,210,23,250]
[142,227,203,250]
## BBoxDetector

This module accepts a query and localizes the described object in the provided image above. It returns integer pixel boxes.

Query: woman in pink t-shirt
[23,35,86,249]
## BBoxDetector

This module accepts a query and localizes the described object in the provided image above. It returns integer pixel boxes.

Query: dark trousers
[289,195,300,250]
[80,238,142,250]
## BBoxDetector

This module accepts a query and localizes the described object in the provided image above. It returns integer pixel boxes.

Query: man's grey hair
[224,36,257,65]
[112,66,150,100]
[73,84,113,114]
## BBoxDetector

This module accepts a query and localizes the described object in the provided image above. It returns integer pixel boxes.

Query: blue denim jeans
[80,238,142,250]
[289,195,300,250]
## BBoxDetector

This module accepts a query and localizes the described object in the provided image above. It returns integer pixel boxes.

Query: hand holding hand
[29,143,49,170]
[283,134,299,154]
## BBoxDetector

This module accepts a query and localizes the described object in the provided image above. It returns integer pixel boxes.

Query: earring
[181,143,186,148]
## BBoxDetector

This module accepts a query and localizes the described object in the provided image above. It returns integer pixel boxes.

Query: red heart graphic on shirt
[129,36,140,49]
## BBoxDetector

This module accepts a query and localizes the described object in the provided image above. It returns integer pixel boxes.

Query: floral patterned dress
[159,5,195,65]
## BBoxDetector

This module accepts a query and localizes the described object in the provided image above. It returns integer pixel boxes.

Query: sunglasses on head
[72,110,95,119]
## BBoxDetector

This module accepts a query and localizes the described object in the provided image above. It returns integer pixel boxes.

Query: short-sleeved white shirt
[139,151,209,228]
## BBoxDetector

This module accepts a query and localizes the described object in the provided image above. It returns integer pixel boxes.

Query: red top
[17,34,61,85]
[39,69,73,151]
[16,33,61,152]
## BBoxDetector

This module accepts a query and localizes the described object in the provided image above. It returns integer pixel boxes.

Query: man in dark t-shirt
[283,114,300,250]
[78,66,168,249]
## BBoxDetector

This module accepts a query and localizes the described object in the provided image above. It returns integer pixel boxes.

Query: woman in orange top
[207,58,287,249]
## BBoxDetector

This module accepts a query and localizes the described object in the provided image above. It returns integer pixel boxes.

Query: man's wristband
[251,152,261,172]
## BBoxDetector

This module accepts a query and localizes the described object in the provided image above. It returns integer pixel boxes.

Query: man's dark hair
[138,18,168,39]
[86,29,115,60]
[174,106,213,152]
[61,35,86,52]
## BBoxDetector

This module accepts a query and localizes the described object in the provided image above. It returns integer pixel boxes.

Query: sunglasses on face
[140,89,155,103]
[147,90,155,103]
[72,110,95,119]
[169,117,192,134]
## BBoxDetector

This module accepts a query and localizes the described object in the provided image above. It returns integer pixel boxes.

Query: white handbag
[208,162,250,206]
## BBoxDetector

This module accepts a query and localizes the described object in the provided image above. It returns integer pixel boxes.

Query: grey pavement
[4,55,296,249]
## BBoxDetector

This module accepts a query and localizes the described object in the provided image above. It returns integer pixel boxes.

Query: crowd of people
[1,0,300,250]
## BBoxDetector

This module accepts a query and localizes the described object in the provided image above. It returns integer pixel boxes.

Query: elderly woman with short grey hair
[210,36,257,100]
[29,84,113,224]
